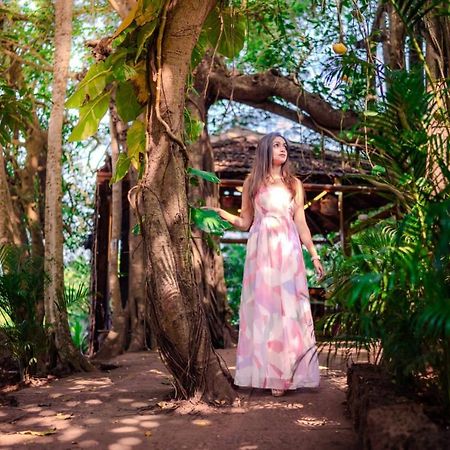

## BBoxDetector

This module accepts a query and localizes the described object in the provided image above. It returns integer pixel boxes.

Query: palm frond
[391,0,448,28]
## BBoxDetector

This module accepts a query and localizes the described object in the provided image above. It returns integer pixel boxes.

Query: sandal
[271,389,285,397]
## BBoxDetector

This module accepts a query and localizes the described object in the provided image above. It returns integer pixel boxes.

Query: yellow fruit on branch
[332,42,348,55]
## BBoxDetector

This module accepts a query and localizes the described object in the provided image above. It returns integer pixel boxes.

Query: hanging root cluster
[147,296,211,400]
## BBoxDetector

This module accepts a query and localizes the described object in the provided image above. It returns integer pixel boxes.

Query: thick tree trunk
[0,146,23,245]
[21,115,47,326]
[44,0,92,372]
[187,92,235,349]
[21,115,46,260]
[138,0,235,401]
[424,14,450,192]
[127,167,149,351]
[95,107,129,359]
[386,4,406,70]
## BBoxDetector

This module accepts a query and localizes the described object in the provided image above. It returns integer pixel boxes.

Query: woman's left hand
[313,259,325,279]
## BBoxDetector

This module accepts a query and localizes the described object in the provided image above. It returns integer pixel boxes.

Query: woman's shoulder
[289,176,303,191]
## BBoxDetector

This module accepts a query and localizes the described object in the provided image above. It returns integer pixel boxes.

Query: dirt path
[0,348,361,449]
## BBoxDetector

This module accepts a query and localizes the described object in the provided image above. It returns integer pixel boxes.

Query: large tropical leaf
[203,7,246,58]
[190,207,232,235]
[65,62,111,108]
[116,81,143,122]
[68,91,111,142]
[391,0,448,28]
[126,119,146,169]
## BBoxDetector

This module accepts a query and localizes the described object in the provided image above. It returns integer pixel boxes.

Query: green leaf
[127,120,146,168]
[66,62,110,108]
[190,207,232,235]
[110,153,131,185]
[68,91,110,142]
[203,7,246,58]
[107,49,132,81]
[116,82,143,122]
[187,167,220,184]
[131,223,141,236]
[371,165,386,176]
[135,0,164,26]
[184,108,204,144]
[363,110,378,117]
[136,19,158,61]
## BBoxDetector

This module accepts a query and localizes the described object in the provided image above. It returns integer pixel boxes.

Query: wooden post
[335,178,350,256]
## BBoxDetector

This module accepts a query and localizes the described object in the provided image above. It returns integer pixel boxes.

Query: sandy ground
[0,347,366,450]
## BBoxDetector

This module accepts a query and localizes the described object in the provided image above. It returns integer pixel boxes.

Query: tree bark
[138,0,235,402]
[21,114,46,260]
[95,106,129,359]
[424,13,450,192]
[187,90,235,349]
[127,167,149,351]
[386,4,406,70]
[0,145,23,245]
[44,0,92,372]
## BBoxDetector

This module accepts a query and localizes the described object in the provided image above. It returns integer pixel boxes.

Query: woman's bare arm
[292,178,324,277]
[208,177,254,231]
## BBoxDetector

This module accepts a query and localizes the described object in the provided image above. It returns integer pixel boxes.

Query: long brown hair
[247,132,297,203]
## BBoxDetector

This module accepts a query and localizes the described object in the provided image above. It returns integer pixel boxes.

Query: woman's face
[271,136,288,166]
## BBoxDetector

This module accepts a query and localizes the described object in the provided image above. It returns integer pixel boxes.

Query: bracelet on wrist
[311,255,321,262]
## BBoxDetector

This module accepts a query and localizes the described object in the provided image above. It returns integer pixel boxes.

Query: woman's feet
[271,389,285,397]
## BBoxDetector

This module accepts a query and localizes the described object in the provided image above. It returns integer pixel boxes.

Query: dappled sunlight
[56,426,85,442]
[0,434,36,447]
[111,426,141,433]
[117,397,135,403]
[84,399,103,405]
[148,369,166,376]
[49,392,64,398]
[0,351,356,448]
[84,418,102,425]
[109,436,143,449]
[192,419,213,426]
[69,377,113,390]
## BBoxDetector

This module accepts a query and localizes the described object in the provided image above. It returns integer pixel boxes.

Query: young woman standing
[210,132,324,397]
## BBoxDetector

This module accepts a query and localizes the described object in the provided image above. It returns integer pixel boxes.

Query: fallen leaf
[156,401,176,410]
[55,413,73,420]
[17,428,57,436]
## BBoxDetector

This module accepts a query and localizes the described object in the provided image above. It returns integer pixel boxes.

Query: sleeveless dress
[234,183,320,390]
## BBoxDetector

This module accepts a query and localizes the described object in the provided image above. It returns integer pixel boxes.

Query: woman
[211,132,323,397]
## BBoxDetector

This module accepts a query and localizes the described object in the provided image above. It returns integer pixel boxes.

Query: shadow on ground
[0,347,368,449]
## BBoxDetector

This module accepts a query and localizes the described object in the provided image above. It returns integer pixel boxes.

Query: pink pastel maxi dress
[234,183,320,390]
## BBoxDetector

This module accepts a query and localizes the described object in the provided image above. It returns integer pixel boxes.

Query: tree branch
[239,98,322,133]
[197,57,359,137]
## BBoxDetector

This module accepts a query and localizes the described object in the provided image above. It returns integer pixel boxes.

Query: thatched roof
[211,128,368,182]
